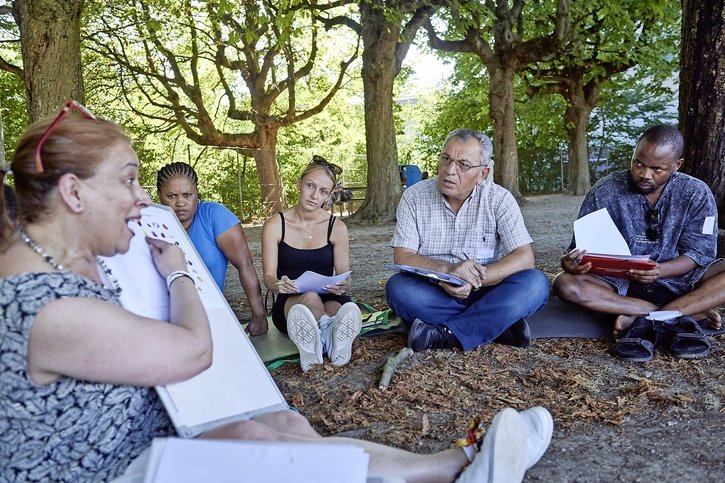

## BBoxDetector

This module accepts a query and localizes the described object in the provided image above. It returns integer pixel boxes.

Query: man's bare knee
[552,272,581,301]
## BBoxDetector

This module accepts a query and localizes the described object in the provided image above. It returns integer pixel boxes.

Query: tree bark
[252,125,285,215]
[489,66,520,197]
[13,0,85,121]
[355,2,404,222]
[0,98,5,166]
[564,78,596,195]
[679,0,725,227]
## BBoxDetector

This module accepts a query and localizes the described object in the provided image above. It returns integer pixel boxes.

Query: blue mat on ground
[528,297,612,340]
[528,297,725,340]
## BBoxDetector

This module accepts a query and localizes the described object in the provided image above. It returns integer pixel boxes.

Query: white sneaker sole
[519,406,553,469]
[287,304,323,372]
[330,302,362,367]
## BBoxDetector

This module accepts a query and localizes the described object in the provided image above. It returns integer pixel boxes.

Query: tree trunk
[489,66,522,200]
[564,82,595,196]
[679,0,725,227]
[0,98,5,166]
[252,125,285,216]
[355,3,403,222]
[13,0,85,121]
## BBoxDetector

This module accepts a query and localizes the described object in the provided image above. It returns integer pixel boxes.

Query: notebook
[100,204,288,438]
[579,253,656,278]
[384,264,465,287]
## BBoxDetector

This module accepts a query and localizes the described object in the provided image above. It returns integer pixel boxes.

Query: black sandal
[615,316,659,362]
[664,316,711,359]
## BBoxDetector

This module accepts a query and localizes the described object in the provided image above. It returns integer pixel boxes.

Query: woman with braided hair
[156,162,268,336]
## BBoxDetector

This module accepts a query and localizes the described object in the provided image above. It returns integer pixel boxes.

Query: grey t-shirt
[575,170,717,296]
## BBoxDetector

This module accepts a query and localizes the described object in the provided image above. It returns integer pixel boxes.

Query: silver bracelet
[166,270,195,291]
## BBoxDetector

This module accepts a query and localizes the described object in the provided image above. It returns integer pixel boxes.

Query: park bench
[332,185,366,218]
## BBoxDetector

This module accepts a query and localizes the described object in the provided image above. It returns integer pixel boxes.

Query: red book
[580,253,656,279]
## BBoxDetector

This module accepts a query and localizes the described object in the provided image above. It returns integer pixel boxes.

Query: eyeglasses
[439,153,485,173]
[645,208,659,241]
[311,154,343,176]
[34,100,96,173]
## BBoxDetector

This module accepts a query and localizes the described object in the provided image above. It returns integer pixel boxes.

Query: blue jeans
[385,269,550,351]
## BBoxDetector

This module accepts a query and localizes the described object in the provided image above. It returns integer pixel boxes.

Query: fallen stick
[378,347,413,389]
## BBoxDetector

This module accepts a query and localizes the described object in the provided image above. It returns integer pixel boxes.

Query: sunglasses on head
[34,100,96,173]
[645,208,660,241]
[311,154,343,176]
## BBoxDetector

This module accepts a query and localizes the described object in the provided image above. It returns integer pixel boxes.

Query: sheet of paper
[646,310,682,321]
[144,438,369,483]
[573,208,631,255]
[294,270,351,293]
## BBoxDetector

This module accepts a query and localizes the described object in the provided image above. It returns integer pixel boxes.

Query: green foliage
[419,54,493,170]
[516,92,568,194]
[0,72,28,161]
[588,72,678,179]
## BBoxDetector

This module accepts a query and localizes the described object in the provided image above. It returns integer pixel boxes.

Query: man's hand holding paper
[560,248,593,274]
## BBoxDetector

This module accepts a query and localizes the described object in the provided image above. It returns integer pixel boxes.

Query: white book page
[161,305,287,429]
[100,205,221,316]
[573,208,632,256]
[144,438,369,483]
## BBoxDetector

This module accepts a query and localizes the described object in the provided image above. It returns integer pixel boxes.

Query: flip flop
[614,316,659,362]
[666,316,711,359]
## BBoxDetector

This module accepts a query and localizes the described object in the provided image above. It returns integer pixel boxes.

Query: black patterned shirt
[575,170,718,295]
[0,272,174,482]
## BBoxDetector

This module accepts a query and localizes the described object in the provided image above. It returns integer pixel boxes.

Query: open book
[579,253,656,278]
[100,204,288,438]
[574,208,655,279]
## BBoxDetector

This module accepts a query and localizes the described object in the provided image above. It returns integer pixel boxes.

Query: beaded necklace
[18,227,122,296]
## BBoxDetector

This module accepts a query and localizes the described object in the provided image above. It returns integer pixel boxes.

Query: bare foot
[613,315,637,338]
[690,308,722,330]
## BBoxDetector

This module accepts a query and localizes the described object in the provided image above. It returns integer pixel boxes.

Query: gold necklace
[297,213,319,240]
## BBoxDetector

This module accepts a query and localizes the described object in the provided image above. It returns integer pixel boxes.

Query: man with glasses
[554,125,725,360]
[386,128,550,352]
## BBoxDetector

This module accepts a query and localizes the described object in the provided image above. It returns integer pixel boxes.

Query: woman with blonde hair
[262,155,362,372]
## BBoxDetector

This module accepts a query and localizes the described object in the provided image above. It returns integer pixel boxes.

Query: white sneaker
[330,302,362,366]
[519,406,553,469]
[457,408,527,483]
[287,304,323,372]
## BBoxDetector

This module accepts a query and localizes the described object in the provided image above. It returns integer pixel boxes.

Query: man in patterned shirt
[554,125,725,357]
[386,128,550,352]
